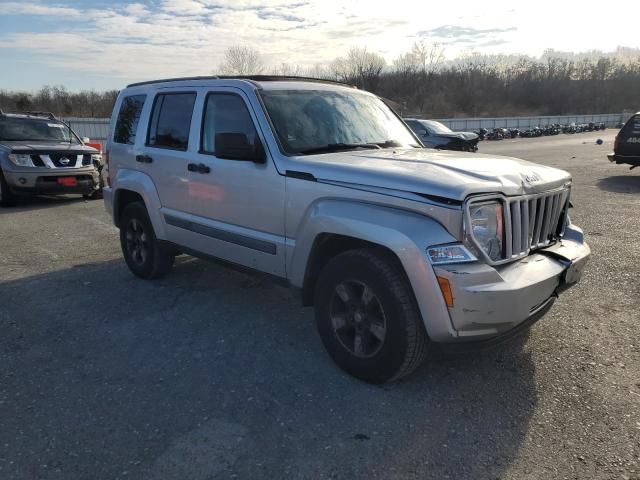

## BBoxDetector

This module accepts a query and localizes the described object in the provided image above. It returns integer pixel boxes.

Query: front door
[185,89,286,277]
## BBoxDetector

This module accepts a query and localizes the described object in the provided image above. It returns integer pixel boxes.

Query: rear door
[618,114,640,156]
[142,89,197,216]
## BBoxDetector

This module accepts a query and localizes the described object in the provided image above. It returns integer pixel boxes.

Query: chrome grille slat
[533,196,546,246]
[521,200,530,254]
[510,201,521,258]
[540,195,555,246]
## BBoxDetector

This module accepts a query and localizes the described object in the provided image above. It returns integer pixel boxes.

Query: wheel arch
[112,169,166,239]
[289,199,460,342]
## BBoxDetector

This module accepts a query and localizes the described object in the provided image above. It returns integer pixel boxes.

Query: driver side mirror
[215,133,266,164]
[418,129,428,136]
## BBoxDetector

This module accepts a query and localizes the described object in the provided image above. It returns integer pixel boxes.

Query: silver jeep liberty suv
[103,76,590,383]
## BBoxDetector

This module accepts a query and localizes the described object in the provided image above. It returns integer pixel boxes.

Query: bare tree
[273,62,305,77]
[409,40,445,74]
[219,46,265,75]
[331,47,386,89]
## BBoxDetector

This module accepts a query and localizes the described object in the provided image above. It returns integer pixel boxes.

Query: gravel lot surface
[1,131,638,479]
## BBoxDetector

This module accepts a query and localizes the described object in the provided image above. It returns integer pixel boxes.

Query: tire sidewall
[0,169,16,206]
[119,203,159,279]
[315,252,417,383]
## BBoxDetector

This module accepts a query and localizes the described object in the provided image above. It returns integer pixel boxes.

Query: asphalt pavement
[0,131,638,479]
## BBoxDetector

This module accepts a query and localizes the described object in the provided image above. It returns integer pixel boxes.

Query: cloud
[417,25,517,45]
[0,1,80,16]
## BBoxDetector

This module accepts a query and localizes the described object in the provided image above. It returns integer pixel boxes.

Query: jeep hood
[283,148,571,201]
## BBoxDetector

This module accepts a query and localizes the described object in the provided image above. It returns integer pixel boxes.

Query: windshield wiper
[297,143,382,155]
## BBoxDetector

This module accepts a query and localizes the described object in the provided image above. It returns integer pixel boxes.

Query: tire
[314,248,429,384]
[0,169,16,207]
[119,202,174,279]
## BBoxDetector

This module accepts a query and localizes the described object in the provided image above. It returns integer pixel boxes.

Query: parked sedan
[405,119,479,152]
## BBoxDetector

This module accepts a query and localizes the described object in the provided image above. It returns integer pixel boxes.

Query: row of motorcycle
[475,122,608,140]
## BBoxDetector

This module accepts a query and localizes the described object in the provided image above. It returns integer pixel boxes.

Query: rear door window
[113,95,146,144]
[147,92,196,151]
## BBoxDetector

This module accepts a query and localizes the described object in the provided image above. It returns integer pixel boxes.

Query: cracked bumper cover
[433,224,590,341]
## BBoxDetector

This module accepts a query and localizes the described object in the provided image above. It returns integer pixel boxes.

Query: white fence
[64,112,628,147]
[435,113,625,131]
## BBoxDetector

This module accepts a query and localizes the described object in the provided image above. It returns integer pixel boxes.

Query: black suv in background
[608,112,640,169]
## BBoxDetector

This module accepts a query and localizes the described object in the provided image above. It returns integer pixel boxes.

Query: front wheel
[314,248,429,383]
[119,202,174,279]
[0,169,16,207]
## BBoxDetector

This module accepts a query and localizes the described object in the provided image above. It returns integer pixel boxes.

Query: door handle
[136,154,153,163]
[188,163,210,174]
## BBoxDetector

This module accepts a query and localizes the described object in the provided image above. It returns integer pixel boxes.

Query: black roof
[126,75,356,89]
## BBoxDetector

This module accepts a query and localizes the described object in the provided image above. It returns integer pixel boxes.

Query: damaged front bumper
[433,224,590,342]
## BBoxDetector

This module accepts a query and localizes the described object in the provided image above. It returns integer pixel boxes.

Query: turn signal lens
[436,276,454,308]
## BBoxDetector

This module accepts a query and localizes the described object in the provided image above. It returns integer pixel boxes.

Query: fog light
[436,276,454,308]
[18,177,27,184]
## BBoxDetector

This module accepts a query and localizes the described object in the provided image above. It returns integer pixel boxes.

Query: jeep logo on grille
[59,157,71,165]
[523,172,541,183]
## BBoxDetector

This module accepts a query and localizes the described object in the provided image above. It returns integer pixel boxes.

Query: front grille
[506,188,570,259]
[30,154,45,167]
[49,153,81,168]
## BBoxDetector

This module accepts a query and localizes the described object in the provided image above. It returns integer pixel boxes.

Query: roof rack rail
[126,75,356,89]
[23,111,58,120]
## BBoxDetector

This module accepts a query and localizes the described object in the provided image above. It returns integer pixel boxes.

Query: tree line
[1,44,638,118]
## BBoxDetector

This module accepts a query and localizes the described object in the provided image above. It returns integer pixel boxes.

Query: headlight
[427,243,476,264]
[8,153,34,167]
[91,154,102,162]
[468,201,504,261]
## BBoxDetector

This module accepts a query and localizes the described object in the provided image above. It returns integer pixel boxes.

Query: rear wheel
[119,202,174,279]
[314,248,429,383]
[0,169,16,207]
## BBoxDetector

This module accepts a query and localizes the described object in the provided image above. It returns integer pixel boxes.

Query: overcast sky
[0,0,638,91]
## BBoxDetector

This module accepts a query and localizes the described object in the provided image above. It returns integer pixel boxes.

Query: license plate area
[57,177,77,187]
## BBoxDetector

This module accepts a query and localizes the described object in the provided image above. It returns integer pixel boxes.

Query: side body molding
[287,199,460,341]
[112,169,167,240]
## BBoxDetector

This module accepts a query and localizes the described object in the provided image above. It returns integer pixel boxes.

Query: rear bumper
[608,153,640,166]
[433,224,590,342]
[3,167,99,195]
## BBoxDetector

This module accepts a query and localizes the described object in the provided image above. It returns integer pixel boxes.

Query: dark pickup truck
[0,111,103,206]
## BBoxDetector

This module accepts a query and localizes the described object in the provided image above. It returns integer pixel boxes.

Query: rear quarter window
[113,95,146,145]
[621,115,640,138]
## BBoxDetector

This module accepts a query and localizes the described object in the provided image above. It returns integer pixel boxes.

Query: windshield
[260,89,420,155]
[421,120,452,134]
[0,117,78,143]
